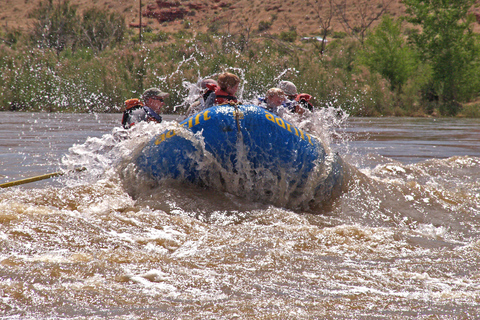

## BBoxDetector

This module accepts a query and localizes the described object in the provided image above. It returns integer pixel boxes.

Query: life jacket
[295,93,314,112]
[202,85,214,101]
[206,83,238,105]
[125,98,142,110]
[295,93,312,103]
[121,98,162,129]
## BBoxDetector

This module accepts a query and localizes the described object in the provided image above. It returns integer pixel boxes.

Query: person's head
[265,88,286,108]
[278,81,297,99]
[217,72,240,95]
[142,88,169,113]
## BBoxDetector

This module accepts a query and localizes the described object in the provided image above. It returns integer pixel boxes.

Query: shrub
[30,0,79,54]
[79,7,125,52]
[359,15,417,91]
[29,0,125,54]
[459,103,480,118]
[404,0,480,115]
[332,31,347,39]
[279,28,297,42]
[258,21,272,32]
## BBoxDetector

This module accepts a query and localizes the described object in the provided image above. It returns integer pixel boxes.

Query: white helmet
[278,81,297,96]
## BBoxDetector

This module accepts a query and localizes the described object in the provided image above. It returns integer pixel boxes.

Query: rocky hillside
[0,0,405,36]
[2,0,479,39]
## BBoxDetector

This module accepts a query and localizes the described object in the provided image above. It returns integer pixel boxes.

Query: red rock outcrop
[155,1,180,9]
[144,7,188,22]
[143,1,208,23]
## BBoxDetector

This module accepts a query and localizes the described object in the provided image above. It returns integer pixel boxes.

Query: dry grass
[0,0,407,36]
[3,0,479,39]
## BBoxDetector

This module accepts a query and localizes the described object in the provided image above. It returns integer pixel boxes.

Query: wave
[53,109,479,241]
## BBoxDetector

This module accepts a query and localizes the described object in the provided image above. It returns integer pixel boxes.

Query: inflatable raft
[135,104,344,207]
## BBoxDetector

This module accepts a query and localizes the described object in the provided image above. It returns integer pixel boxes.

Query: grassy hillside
[0,0,409,37]
[1,0,480,117]
[4,0,480,37]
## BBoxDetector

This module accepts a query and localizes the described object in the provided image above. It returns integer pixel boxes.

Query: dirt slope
[1,0,479,38]
[0,0,404,36]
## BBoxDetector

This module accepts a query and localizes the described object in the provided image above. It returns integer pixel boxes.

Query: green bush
[397,63,433,115]
[30,0,79,54]
[29,0,125,54]
[332,31,347,39]
[459,103,480,118]
[0,28,23,47]
[79,7,125,52]
[404,0,480,115]
[172,30,193,40]
[139,31,170,43]
[2,2,480,117]
[279,28,297,42]
[258,21,272,32]
[359,15,417,91]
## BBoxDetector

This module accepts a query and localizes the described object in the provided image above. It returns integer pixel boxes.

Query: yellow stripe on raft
[154,110,212,145]
[154,108,314,146]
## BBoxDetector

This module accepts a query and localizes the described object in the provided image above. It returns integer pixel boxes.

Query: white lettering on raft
[264,111,314,145]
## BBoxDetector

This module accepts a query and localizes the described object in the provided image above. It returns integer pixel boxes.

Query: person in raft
[121,88,168,129]
[187,72,242,112]
[259,87,288,117]
[185,78,218,117]
[202,72,240,108]
[278,80,314,113]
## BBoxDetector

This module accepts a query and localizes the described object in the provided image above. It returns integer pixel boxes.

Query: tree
[79,8,126,53]
[308,0,335,54]
[30,0,79,55]
[360,15,417,91]
[30,0,126,54]
[403,0,479,115]
[334,0,395,44]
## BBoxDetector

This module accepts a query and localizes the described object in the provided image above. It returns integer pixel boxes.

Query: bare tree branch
[334,0,395,44]
[308,0,335,54]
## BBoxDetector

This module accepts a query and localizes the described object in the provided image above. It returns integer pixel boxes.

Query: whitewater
[1,109,480,319]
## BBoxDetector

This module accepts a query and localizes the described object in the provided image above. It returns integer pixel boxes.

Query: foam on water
[2,100,480,318]
[84,106,345,212]
[55,102,479,236]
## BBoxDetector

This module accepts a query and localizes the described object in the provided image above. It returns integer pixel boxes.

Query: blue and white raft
[135,104,344,208]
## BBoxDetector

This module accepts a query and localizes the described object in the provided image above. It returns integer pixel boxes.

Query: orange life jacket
[295,93,312,102]
[121,98,162,128]
[295,93,314,112]
[125,98,143,110]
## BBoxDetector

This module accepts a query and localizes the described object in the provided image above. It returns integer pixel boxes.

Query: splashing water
[2,81,480,318]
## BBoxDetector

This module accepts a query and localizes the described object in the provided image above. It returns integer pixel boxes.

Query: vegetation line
[0,0,479,117]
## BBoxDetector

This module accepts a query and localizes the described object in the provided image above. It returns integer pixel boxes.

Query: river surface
[1,111,480,319]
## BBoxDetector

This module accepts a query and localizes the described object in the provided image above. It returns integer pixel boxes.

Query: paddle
[0,167,86,188]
